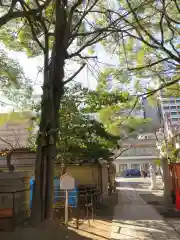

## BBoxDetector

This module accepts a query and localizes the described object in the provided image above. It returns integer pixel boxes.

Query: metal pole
[65,190,68,225]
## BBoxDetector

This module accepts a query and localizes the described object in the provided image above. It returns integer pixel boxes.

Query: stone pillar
[127,163,131,169]
[115,163,119,174]
[160,166,164,188]
[140,164,143,177]
[149,164,157,190]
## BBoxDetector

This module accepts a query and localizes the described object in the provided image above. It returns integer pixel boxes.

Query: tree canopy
[0,0,179,100]
[105,0,179,96]
[55,86,120,165]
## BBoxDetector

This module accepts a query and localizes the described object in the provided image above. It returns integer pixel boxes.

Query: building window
[163,100,175,104]
[170,106,177,109]
[171,112,177,115]
[131,164,140,170]
[119,164,127,173]
[172,118,178,121]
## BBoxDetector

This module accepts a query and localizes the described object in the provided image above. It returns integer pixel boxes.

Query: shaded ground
[111,178,180,239]
[131,178,165,212]
[0,192,117,240]
[129,177,180,236]
[68,192,118,240]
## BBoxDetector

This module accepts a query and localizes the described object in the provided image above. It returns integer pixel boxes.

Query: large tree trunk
[7,151,14,172]
[31,0,67,224]
[161,157,172,210]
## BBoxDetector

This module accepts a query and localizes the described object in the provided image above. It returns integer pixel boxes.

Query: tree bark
[7,151,15,172]
[31,0,67,224]
[161,157,172,210]
[61,164,67,176]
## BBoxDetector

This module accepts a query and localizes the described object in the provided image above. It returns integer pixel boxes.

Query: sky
[9,44,119,92]
[0,44,120,112]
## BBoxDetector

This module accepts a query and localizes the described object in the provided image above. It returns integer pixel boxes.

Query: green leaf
[88,47,95,55]
[126,37,134,51]
[136,48,145,66]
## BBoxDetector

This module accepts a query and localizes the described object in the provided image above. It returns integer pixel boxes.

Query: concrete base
[149,163,157,190]
[149,186,158,190]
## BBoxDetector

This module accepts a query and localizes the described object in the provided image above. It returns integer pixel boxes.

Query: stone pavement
[110,179,180,240]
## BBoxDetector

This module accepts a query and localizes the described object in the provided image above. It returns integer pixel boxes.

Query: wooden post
[65,190,68,225]
[91,194,94,220]
[76,191,79,229]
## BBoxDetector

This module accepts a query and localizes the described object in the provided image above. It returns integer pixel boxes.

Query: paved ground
[111,178,180,239]
[0,192,117,240]
[2,177,180,239]
[127,177,180,237]
[129,177,165,209]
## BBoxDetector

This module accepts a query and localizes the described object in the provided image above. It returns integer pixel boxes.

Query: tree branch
[125,0,180,63]
[142,77,180,99]
[67,53,97,60]
[172,0,180,14]
[0,137,14,149]
[0,0,51,28]
[128,57,170,71]
[63,63,86,85]
[114,144,135,160]
[118,96,139,128]
[159,2,165,46]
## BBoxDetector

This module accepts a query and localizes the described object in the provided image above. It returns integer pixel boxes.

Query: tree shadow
[67,192,118,239]
[111,181,180,239]
[70,225,110,240]
[0,220,92,240]
[0,192,118,240]
[128,179,178,216]
[111,220,180,239]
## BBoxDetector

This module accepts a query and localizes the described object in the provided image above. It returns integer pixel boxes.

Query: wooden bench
[0,208,14,231]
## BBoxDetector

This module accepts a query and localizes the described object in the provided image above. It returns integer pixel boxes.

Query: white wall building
[158,95,180,126]
[114,133,161,175]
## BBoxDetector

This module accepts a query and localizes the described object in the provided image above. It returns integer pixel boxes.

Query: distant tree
[0,50,33,110]
[163,83,180,97]
[57,91,119,174]
[86,73,150,137]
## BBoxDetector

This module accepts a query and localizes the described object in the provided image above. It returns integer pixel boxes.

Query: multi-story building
[114,132,160,175]
[142,93,180,134]
[114,97,164,175]
[158,94,180,127]
[154,92,180,139]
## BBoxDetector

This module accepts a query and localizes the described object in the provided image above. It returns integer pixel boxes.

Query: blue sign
[29,177,77,209]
